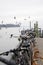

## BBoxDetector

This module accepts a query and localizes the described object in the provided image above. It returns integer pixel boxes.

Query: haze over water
[0,27,21,65]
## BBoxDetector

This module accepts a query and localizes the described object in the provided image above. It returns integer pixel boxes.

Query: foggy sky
[0,0,43,29]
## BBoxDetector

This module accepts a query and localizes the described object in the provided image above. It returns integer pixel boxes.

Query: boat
[0,23,20,29]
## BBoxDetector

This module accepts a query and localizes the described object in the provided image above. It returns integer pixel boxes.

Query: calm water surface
[0,27,21,65]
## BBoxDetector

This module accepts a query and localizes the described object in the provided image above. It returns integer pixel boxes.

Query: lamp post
[28,16,31,30]
[28,20,31,30]
[14,16,16,24]
[1,20,3,24]
[24,17,32,30]
[24,18,27,30]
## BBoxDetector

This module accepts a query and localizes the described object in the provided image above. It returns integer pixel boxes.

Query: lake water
[0,27,21,65]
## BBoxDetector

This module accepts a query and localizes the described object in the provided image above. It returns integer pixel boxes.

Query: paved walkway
[34,38,43,65]
[36,38,43,56]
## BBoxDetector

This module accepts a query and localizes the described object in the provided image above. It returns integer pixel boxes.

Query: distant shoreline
[0,24,20,28]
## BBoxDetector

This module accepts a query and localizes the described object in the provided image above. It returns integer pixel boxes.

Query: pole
[30,21,31,30]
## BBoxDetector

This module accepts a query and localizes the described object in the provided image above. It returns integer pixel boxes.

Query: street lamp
[28,16,31,30]
[1,20,3,24]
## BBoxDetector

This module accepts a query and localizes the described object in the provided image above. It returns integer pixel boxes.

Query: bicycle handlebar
[0,57,16,65]
[0,48,30,65]
[0,48,30,56]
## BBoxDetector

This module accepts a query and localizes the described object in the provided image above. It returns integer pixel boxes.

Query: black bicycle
[0,47,32,65]
[0,31,36,65]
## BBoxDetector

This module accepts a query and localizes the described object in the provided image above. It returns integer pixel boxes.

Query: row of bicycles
[0,30,36,65]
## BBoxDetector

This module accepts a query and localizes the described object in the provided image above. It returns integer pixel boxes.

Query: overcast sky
[0,0,43,29]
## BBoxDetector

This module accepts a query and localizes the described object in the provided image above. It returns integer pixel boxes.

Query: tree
[34,21,38,37]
